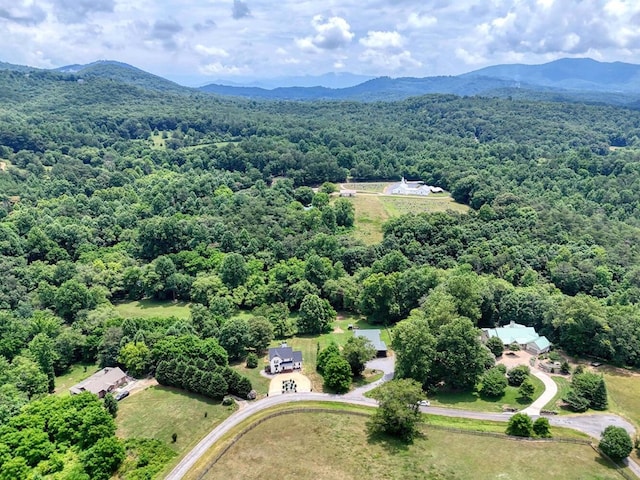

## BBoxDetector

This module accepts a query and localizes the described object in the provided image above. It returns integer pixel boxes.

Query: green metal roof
[355,329,387,351]
[530,336,551,350]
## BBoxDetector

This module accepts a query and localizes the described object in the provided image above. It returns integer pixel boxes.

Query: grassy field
[113,299,191,319]
[430,374,546,412]
[603,367,640,428]
[344,189,469,245]
[54,361,100,396]
[116,385,235,476]
[198,410,619,480]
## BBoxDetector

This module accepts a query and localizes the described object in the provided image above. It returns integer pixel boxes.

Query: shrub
[486,336,504,357]
[222,396,234,406]
[508,342,520,351]
[171,433,177,443]
[599,426,633,462]
[245,352,258,369]
[479,367,507,398]
[560,361,571,374]
[533,417,551,438]
[507,365,530,386]
[518,378,535,401]
[506,413,533,437]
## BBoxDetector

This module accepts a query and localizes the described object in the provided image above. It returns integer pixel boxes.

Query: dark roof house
[268,343,303,373]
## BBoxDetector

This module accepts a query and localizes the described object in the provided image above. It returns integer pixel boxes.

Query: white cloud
[398,12,437,30]
[296,15,354,52]
[359,30,420,71]
[194,44,229,58]
[199,62,248,75]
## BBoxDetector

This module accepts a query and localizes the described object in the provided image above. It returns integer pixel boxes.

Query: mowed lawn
[53,361,100,396]
[344,190,469,245]
[113,299,191,319]
[116,385,234,459]
[200,412,620,480]
[429,374,546,412]
[256,313,391,393]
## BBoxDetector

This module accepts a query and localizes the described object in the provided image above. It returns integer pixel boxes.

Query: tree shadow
[366,430,416,454]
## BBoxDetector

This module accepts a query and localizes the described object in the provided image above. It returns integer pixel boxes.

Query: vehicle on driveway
[418,400,430,407]
[115,390,130,401]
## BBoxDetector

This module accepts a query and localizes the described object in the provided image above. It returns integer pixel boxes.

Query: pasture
[341,184,469,244]
[196,410,618,480]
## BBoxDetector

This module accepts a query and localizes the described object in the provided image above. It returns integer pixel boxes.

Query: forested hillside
[2,67,640,477]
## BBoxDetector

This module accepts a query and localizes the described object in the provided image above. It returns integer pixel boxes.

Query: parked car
[115,390,130,401]
[590,361,602,367]
[418,400,430,407]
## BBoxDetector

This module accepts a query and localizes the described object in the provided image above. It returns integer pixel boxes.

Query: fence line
[590,444,637,480]
[428,424,591,445]
[194,407,633,480]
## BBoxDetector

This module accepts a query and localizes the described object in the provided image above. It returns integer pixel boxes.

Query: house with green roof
[481,321,551,355]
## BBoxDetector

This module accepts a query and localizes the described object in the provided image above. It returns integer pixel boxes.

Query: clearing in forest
[339,182,469,245]
[113,299,191,319]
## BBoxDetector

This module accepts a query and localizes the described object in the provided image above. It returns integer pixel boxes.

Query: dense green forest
[2,68,640,477]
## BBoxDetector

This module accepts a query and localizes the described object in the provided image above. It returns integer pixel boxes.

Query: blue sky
[2,0,640,85]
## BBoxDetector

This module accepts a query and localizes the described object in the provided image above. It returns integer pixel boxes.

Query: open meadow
[116,385,235,476]
[341,186,469,244]
[113,299,191,319]
[197,410,620,480]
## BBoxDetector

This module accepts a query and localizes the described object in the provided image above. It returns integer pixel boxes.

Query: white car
[418,400,430,407]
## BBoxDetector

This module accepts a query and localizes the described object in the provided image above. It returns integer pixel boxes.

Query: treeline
[3,65,640,475]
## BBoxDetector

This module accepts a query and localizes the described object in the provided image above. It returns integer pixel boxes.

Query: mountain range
[2,57,640,105]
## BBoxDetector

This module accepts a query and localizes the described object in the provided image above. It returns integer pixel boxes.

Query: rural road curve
[165,358,639,480]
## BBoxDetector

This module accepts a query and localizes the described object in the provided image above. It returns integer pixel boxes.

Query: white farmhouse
[268,343,303,374]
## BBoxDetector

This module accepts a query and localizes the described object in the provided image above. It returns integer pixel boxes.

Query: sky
[2,0,640,86]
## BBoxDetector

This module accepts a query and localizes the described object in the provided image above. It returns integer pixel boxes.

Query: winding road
[165,357,639,480]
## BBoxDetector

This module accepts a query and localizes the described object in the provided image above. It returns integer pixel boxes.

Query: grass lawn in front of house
[430,374,546,412]
[53,361,101,396]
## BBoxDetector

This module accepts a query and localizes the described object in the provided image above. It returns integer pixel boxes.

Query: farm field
[198,411,620,480]
[342,185,469,244]
[113,299,191,319]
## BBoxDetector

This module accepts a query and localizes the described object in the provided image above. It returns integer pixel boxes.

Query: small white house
[268,343,303,374]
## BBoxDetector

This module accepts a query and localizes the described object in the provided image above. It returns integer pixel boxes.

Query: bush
[518,378,535,401]
[564,390,590,412]
[508,342,520,351]
[533,417,551,438]
[599,426,633,462]
[245,352,258,369]
[221,396,234,406]
[479,367,507,398]
[323,355,352,393]
[507,365,530,386]
[506,413,533,437]
[560,361,571,374]
[486,336,504,357]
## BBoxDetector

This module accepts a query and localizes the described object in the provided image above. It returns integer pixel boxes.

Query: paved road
[520,368,558,416]
[165,358,639,480]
